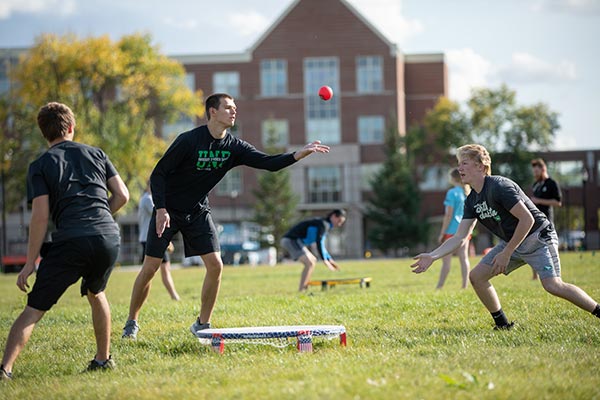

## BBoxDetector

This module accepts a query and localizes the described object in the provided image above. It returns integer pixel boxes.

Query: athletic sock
[491,309,509,327]
[592,304,600,319]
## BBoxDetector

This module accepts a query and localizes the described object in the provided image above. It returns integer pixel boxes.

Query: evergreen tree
[365,121,429,256]
[252,123,299,257]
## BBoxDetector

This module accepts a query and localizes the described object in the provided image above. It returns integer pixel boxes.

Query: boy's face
[457,156,484,184]
[211,97,237,128]
[331,215,346,228]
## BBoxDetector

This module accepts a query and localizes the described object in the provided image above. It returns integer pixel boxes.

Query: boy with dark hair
[1,102,129,380]
[123,93,331,339]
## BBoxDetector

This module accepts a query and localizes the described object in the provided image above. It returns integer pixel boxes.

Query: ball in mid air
[318,85,333,101]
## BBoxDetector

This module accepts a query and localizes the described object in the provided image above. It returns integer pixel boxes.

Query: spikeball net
[194,325,347,353]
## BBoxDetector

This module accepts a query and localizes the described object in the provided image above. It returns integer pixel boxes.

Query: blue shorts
[479,224,560,280]
[28,234,120,311]
[145,208,220,258]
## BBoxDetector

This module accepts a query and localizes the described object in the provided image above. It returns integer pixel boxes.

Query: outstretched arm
[294,141,330,160]
[411,218,476,274]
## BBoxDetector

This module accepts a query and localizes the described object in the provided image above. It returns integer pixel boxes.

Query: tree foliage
[0,33,203,212]
[252,125,299,256]
[409,84,559,188]
[365,120,429,255]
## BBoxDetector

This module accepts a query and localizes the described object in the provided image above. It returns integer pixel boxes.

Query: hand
[491,250,511,275]
[410,253,434,274]
[16,262,36,292]
[326,259,341,271]
[167,241,175,253]
[294,141,330,160]
[156,208,170,238]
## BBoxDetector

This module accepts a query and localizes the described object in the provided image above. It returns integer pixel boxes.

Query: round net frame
[195,325,347,353]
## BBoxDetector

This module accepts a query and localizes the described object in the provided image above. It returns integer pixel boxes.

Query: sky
[0,0,599,150]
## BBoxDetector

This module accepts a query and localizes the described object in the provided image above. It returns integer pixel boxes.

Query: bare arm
[490,200,534,275]
[17,196,49,292]
[411,218,476,274]
[293,141,330,160]
[107,175,129,214]
[530,196,562,208]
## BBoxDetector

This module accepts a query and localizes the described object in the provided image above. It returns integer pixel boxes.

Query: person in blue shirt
[281,209,346,291]
[436,168,471,289]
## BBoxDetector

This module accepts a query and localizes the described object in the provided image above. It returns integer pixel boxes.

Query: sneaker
[493,321,515,331]
[86,356,116,371]
[0,365,12,381]
[189,320,211,338]
[122,320,139,339]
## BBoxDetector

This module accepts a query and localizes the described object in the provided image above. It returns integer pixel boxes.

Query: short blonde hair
[457,144,492,176]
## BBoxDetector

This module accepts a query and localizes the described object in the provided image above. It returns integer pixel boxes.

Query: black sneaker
[493,321,515,331]
[0,365,12,380]
[86,356,116,371]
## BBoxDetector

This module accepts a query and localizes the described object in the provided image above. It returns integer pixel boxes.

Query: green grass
[1,252,599,399]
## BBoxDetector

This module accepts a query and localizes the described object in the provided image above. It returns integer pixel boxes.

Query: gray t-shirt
[463,175,547,242]
[137,191,154,243]
[27,141,120,242]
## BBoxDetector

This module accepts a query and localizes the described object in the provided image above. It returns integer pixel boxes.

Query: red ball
[318,85,333,101]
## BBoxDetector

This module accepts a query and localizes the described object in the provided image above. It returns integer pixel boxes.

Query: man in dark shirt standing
[1,102,129,380]
[123,93,330,339]
[530,158,562,223]
[411,144,600,330]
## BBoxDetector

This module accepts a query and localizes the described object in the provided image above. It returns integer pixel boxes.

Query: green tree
[1,33,203,212]
[411,85,559,188]
[365,120,429,256]
[252,123,299,257]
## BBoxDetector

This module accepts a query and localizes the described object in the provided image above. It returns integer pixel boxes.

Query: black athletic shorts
[28,234,120,311]
[145,208,220,258]
[140,242,170,264]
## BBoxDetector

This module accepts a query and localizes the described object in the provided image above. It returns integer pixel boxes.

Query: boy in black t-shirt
[411,144,600,329]
[0,103,129,380]
[123,93,331,340]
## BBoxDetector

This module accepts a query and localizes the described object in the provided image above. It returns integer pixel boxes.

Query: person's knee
[203,255,224,276]
[541,278,563,296]
[469,264,488,286]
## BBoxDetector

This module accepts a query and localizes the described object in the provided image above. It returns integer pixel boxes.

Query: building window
[360,163,382,191]
[162,72,197,139]
[308,166,341,203]
[213,71,240,97]
[261,119,289,147]
[260,59,287,97]
[304,57,340,144]
[216,168,243,196]
[356,56,383,93]
[358,115,385,144]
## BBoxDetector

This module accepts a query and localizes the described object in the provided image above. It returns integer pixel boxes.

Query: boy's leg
[127,256,163,321]
[197,252,224,324]
[469,263,502,312]
[298,253,317,291]
[540,277,598,312]
[436,254,452,289]
[1,306,45,374]
[160,261,180,301]
[87,291,111,362]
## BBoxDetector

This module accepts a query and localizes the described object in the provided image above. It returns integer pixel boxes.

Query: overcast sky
[1,0,599,150]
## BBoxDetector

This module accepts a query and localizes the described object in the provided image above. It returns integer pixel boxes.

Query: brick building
[169,0,448,258]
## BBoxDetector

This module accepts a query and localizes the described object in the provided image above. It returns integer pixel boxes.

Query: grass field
[1,252,599,399]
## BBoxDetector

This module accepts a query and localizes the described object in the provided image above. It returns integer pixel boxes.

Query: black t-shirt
[151,125,297,213]
[532,177,561,222]
[463,175,547,242]
[27,141,120,241]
